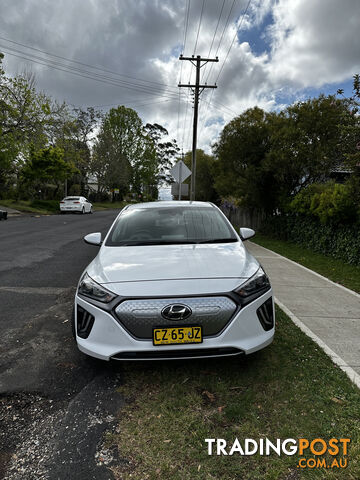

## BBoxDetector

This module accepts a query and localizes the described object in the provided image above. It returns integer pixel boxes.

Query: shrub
[290,182,358,224]
[261,214,360,265]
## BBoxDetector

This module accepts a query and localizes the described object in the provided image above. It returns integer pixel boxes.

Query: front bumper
[74,289,275,361]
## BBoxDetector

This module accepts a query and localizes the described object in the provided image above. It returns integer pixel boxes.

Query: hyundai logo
[161,304,192,321]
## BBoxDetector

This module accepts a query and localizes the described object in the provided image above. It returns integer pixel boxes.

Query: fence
[220,204,265,230]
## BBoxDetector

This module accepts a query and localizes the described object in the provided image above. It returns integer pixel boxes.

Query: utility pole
[179,54,218,200]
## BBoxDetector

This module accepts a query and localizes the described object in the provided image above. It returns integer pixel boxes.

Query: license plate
[153,326,202,346]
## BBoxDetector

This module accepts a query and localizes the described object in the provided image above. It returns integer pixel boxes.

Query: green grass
[252,233,360,294]
[0,199,59,214]
[0,199,128,214]
[92,201,127,211]
[109,307,360,480]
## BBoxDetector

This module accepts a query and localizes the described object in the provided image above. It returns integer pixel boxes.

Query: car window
[106,206,238,246]
[64,197,80,201]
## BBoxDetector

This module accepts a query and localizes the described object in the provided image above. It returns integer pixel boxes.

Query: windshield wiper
[196,238,238,244]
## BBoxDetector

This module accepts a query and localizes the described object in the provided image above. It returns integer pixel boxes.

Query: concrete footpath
[246,241,360,387]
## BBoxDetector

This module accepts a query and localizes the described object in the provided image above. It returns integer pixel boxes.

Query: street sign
[170,160,191,184]
[171,183,189,197]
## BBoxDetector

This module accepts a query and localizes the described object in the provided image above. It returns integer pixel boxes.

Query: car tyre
[82,207,85,214]
[89,207,93,214]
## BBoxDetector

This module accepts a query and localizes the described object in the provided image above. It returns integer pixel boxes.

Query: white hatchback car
[60,196,93,214]
[73,201,274,361]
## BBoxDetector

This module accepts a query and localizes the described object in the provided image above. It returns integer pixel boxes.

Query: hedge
[261,214,360,266]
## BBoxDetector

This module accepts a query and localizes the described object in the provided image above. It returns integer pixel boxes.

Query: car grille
[114,296,237,339]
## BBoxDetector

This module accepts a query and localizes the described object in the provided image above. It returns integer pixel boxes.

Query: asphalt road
[0,211,125,480]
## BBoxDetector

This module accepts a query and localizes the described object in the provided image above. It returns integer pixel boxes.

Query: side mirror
[239,227,255,241]
[84,232,102,246]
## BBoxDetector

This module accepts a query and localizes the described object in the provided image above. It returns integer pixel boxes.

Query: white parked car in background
[60,196,93,214]
[73,201,274,361]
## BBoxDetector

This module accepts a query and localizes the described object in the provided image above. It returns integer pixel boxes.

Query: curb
[275,298,360,390]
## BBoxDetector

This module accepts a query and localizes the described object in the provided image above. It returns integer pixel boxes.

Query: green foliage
[213,87,360,215]
[92,108,175,199]
[69,183,81,195]
[290,182,358,224]
[262,214,360,266]
[22,146,78,183]
[182,149,217,202]
[92,105,141,197]
[213,107,276,212]
[144,122,179,185]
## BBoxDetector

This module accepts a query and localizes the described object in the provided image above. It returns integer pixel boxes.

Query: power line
[178,0,191,148]
[0,35,179,91]
[214,0,252,84]
[178,54,218,200]
[181,90,192,152]
[204,0,237,84]
[182,0,191,54]
[202,0,226,80]
[90,98,174,109]
[193,0,206,55]
[0,45,180,97]
[199,0,249,138]
[0,48,182,100]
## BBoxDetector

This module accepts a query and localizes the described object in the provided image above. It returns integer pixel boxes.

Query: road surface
[0,211,124,480]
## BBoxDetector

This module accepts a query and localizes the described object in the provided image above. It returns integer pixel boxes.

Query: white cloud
[0,0,359,155]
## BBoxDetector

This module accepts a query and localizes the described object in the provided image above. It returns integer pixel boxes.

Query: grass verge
[0,199,127,214]
[252,233,360,294]
[92,201,127,211]
[0,199,59,214]
[108,306,360,480]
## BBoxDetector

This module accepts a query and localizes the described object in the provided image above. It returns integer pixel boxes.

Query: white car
[73,201,274,361]
[60,196,93,214]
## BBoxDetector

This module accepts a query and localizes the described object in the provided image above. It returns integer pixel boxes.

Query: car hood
[87,243,259,286]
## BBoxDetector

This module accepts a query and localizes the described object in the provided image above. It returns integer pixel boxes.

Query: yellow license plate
[153,326,202,346]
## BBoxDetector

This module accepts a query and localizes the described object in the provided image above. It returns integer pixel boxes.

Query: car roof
[126,201,214,210]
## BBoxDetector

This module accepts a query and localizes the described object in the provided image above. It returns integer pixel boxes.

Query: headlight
[234,267,271,305]
[78,273,116,303]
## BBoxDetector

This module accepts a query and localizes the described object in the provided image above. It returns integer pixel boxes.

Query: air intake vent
[257,297,274,331]
[76,306,95,339]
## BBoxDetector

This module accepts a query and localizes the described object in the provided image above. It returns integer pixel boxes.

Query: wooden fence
[220,205,265,230]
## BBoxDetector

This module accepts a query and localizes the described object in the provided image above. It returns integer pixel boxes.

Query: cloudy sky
[1,0,360,153]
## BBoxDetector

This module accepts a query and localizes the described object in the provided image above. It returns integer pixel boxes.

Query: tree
[266,95,356,201]
[54,106,102,195]
[92,106,145,198]
[21,146,78,198]
[0,53,76,197]
[92,107,174,200]
[182,149,217,202]
[144,123,180,184]
[213,95,359,214]
[336,74,360,208]
[212,107,276,212]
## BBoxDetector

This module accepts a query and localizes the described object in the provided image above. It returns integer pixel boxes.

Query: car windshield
[106,206,238,246]
[64,197,80,201]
